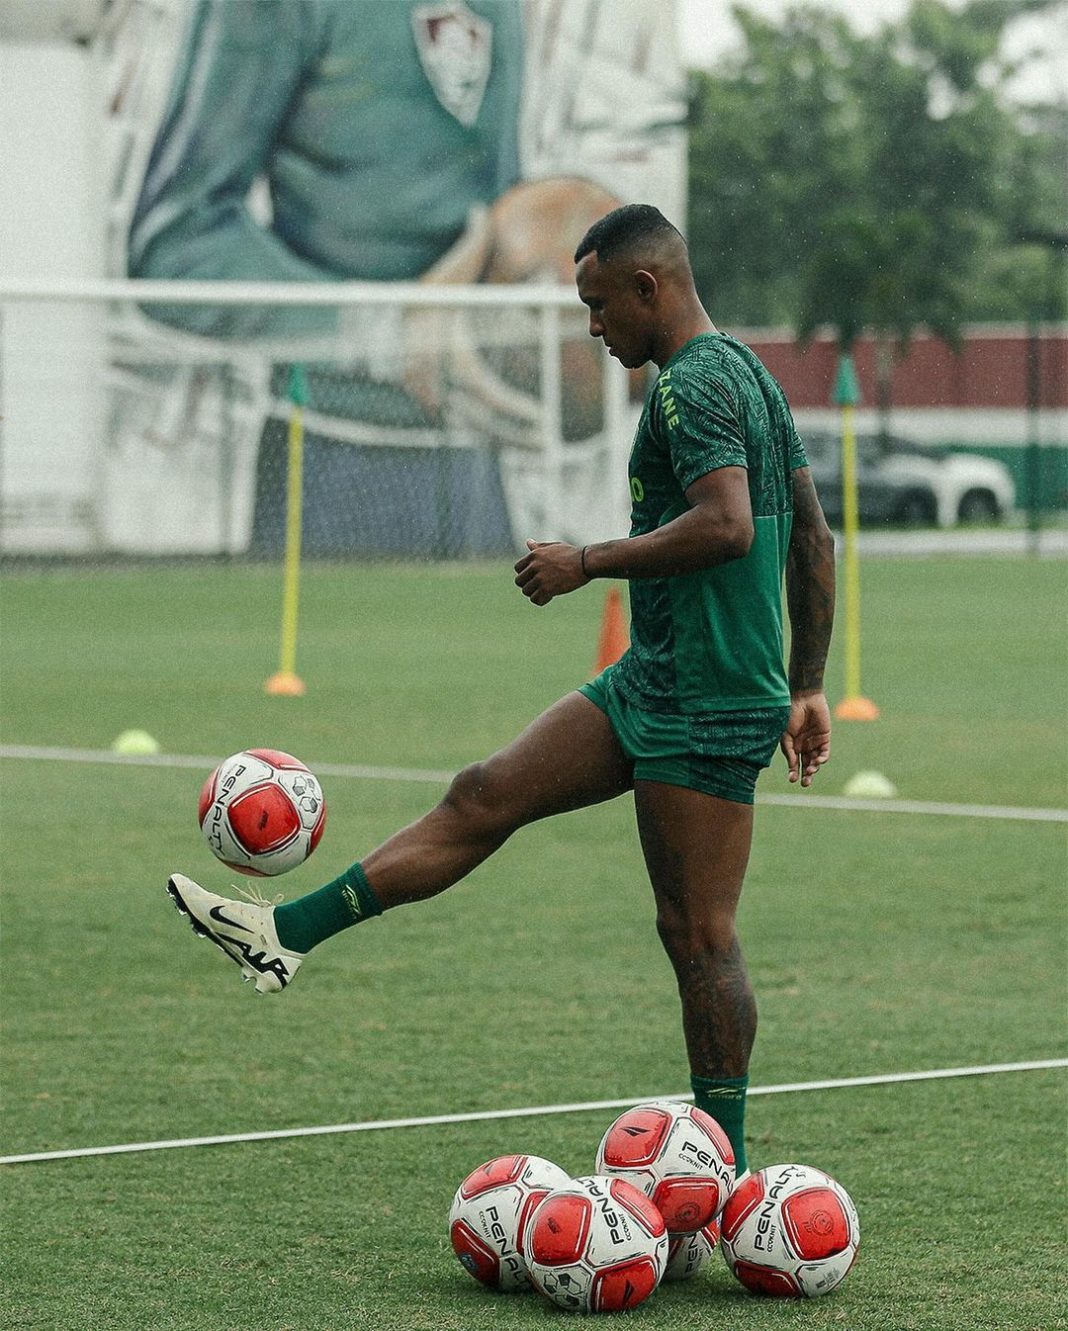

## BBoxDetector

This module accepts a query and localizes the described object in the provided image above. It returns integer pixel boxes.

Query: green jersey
[613,332,808,714]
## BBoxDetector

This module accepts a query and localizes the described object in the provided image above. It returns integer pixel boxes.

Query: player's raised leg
[168,692,632,991]
[356,690,632,907]
[633,780,757,1174]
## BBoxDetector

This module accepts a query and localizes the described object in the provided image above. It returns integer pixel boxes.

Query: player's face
[575,253,655,369]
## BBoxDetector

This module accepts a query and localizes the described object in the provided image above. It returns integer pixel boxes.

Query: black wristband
[580,545,591,578]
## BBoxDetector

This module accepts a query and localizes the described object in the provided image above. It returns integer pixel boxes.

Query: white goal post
[0,278,637,558]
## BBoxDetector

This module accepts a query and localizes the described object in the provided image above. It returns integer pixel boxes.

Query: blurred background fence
[1,0,1065,567]
[1,280,1064,563]
[0,280,635,560]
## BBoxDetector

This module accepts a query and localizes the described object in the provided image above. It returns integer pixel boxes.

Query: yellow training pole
[265,365,308,696]
[832,353,879,721]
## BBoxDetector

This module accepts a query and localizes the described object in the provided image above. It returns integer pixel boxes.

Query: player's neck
[653,311,717,368]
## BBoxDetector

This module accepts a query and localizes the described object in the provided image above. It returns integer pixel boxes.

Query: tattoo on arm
[786,469,836,692]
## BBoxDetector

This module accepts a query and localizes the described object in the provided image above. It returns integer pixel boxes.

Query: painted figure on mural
[114,0,687,554]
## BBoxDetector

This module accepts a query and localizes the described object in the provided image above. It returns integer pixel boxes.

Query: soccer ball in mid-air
[522,1175,668,1313]
[595,1100,736,1233]
[662,1220,721,1281]
[198,749,326,876]
[720,1163,860,1298]
[449,1154,573,1292]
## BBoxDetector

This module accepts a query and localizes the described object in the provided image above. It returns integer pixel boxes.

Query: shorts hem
[632,768,757,805]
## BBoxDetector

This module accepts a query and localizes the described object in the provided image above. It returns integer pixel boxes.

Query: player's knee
[441,761,517,841]
[655,904,737,969]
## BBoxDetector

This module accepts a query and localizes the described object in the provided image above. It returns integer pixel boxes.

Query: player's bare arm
[781,466,836,785]
[514,467,753,606]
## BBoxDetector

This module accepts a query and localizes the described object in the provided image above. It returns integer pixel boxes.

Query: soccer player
[167,205,836,1176]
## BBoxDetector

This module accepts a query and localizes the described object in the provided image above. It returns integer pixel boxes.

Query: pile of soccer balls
[448,1100,859,1313]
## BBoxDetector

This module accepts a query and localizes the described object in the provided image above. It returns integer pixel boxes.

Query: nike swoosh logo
[209,905,253,934]
[229,937,291,986]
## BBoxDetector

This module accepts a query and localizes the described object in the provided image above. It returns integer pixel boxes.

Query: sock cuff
[342,862,383,922]
[691,1073,749,1101]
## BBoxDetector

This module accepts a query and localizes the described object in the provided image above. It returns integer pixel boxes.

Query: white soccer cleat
[166,873,304,994]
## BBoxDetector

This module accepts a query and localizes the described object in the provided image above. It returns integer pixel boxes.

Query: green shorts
[579,666,791,806]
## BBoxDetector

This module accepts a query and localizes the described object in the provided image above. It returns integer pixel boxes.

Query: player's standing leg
[168,693,633,990]
[634,781,758,1174]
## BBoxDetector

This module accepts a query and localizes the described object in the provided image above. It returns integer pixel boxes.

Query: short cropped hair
[573,203,685,265]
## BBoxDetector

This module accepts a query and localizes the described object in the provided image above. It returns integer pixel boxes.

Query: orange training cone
[594,586,629,672]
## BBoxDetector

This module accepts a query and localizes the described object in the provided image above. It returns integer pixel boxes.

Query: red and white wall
[738,324,1068,509]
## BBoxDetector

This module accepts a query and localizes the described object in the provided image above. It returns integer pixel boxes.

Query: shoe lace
[234,883,284,909]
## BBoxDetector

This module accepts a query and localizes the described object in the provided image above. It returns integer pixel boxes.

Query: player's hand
[514,540,589,606]
[780,690,831,787]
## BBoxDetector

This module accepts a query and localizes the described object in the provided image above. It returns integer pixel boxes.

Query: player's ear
[634,269,658,301]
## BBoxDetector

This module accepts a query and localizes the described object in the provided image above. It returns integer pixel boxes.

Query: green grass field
[2,555,1066,1330]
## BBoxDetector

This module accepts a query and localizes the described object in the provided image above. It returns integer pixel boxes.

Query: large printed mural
[0,0,687,554]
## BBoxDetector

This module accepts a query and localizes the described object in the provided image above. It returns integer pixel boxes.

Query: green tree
[687,0,1066,360]
[688,6,863,331]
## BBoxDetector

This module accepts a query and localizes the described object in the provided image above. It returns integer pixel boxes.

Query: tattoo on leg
[676,935,757,1079]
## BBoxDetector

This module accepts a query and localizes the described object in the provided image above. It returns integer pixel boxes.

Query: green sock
[691,1073,749,1176]
[273,862,382,954]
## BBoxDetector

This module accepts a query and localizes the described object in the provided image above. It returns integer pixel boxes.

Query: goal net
[0,280,639,561]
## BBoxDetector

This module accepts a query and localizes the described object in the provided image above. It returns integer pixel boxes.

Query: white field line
[2,744,1066,823]
[0,743,456,785]
[2,1060,1064,1168]
[757,793,1068,822]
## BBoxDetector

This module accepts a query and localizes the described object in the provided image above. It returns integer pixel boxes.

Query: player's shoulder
[666,332,764,387]
[703,331,769,377]
[655,334,756,416]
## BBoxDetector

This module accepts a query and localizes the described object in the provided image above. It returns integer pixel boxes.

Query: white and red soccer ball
[663,1220,721,1282]
[595,1099,735,1234]
[198,748,326,876]
[522,1175,669,1313]
[448,1154,572,1292]
[720,1163,860,1298]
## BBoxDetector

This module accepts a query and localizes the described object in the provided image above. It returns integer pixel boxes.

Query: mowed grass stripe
[2,744,1064,823]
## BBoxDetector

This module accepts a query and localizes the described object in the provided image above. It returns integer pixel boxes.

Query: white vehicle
[803,431,1017,528]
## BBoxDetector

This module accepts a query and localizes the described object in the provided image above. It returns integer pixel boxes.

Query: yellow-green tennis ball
[843,770,897,799]
[111,729,161,756]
